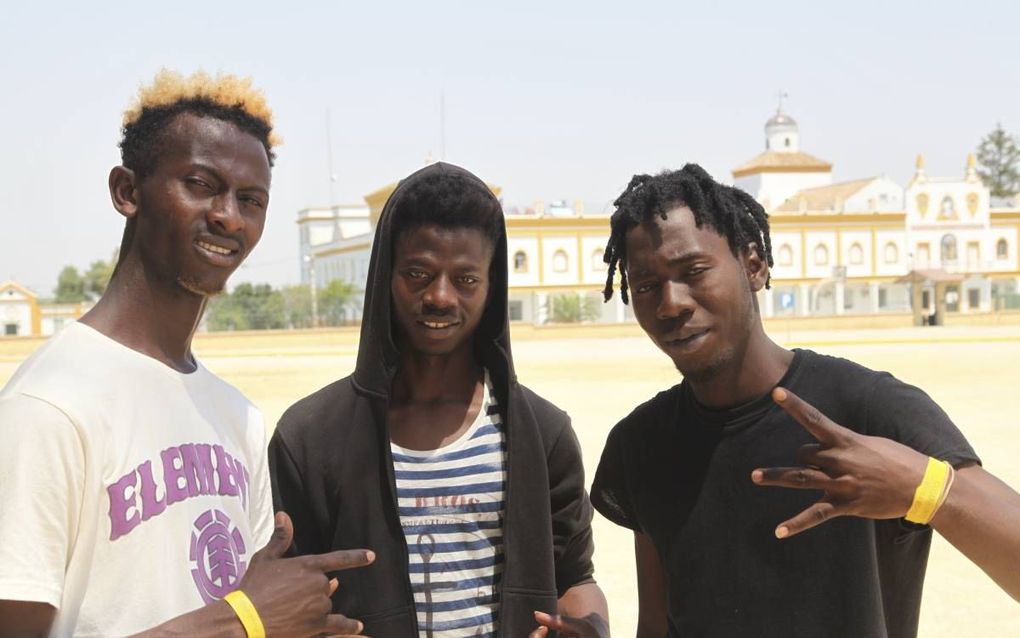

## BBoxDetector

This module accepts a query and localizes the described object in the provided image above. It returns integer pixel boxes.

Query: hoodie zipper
[380,396,419,635]
[494,379,512,638]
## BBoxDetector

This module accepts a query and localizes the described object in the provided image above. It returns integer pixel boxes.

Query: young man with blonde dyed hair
[0,70,372,638]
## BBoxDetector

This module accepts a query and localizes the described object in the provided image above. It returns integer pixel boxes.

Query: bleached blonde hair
[119,69,279,175]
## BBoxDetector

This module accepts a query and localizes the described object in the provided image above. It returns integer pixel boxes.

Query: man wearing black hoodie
[269,163,609,637]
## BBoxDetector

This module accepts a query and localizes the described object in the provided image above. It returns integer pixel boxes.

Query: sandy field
[2,324,1018,634]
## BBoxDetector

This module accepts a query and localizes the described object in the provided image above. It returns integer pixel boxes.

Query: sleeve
[0,393,85,607]
[547,419,596,596]
[865,372,980,469]
[267,427,325,557]
[247,408,274,549]
[590,424,642,532]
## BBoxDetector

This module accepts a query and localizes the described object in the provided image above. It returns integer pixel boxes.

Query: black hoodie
[269,163,596,636]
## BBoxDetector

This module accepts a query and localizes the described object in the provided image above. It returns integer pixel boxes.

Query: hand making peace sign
[751,386,932,538]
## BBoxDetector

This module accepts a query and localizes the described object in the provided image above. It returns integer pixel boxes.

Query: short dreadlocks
[602,163,773,303]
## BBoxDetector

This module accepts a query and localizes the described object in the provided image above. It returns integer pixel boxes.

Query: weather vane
[776,90,788,113]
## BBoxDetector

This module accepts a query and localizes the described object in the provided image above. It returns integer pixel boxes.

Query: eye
[241,196,265,209]
[456,275,480,285]
[185,176,213,191]
[687,266,709,277]
[633,281,657,294]
[406,269,429,280]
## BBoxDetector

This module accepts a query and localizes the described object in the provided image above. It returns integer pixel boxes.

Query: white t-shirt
[390,371,506,637]
[0,322,274,637]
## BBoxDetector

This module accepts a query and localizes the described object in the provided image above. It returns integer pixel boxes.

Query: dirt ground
[2,325,1018,634]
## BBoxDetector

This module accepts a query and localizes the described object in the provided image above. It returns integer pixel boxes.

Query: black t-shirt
[591,349,979,638]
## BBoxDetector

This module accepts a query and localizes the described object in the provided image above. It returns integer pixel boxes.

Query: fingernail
[365,550,376,562]
[751,470,762,482]
[776,526,789,539]
[773,388,787,402]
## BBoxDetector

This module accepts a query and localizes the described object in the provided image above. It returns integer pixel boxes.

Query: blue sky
[2,1,1017,293]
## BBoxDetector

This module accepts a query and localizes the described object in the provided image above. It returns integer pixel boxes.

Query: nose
[656,281,695,321]
[422,275,456,313]
[208,193,244,235]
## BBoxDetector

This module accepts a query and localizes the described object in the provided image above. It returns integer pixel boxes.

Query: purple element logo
[189,509,248,604]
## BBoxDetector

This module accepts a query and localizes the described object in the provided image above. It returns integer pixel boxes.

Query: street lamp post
[304,255,319,328]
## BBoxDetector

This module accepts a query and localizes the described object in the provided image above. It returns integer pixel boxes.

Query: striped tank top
[391,371,506,637]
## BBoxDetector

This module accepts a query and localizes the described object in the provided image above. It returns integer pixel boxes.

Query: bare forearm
[129,600,244,638]
[931,466,1020,602]
[559,582,610,632]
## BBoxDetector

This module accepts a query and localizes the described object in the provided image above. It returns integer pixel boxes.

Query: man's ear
[109,166,140,219]
[743,242,769,292]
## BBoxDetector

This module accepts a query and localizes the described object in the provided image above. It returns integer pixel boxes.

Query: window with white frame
[884,242,899,264]
[848,243,864,265]
[777,244,793,266]
[552,249,569,273]
[513,250,528,273]
[814,244,830,266]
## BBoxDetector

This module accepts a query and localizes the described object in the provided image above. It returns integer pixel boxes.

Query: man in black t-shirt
[590,165,992,637]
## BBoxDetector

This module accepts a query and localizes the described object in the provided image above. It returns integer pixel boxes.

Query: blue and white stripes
[392,373,506,637]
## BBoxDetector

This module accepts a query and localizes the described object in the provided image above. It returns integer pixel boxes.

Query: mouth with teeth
[419,319,459,330]
[416,316,461,330]
[193,236,243,268]
[196,240,236,256]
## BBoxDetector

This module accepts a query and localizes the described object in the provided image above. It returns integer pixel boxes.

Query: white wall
[841,230,873,278]
[760,171,831,211]
[804,231,838,279]
[875,231,907,276]
[0,300,32,336]
[844,177,904,212]
[580,235,609,286]
[541,236,578,286]
[508,237,540,287]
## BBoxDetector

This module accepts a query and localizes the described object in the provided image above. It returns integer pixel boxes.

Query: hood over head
[352,162,514,400]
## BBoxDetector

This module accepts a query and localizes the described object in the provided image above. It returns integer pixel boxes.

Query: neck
[79,257,207,373]
[687,323,794,409]
[392,343,481,404]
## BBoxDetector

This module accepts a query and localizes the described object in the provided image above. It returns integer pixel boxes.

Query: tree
[546,293,600,323]
[205,283,285,331]
[83,251,118,300]
[53,250,117,304]
[976,123,1020,199]
[54,266,86,303]
[279,285,314,329]
[318,280,359,326]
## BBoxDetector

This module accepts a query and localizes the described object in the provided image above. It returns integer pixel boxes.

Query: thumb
[260,511,293,559]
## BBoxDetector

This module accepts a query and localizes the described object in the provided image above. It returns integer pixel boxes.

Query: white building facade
[298,114,1020,325]
[737,111,1020,319]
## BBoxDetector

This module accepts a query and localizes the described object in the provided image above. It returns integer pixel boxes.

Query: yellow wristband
[905,457,951,524]
[224,590,266,638]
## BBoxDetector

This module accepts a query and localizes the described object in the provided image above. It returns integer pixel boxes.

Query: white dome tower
[765,109,799,152]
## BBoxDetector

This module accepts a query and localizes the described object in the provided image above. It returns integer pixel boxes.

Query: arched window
[591,248,607,271]
[814,244,830,266]
[552,249,569,273]
[941,234,958,262]
[998,239,1009,260]
[513,251,528,273]
[848,243,864,265]
[938,196,957,220]
[777,244,793,266]
[884,242,899,264]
